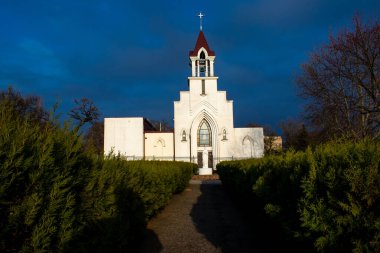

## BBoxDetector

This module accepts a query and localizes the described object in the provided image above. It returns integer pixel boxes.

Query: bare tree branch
[297,15,380,140]
[69,98,100,129]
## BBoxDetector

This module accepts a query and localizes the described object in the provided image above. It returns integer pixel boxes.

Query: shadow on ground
[137,180,313,253]
[190,182,310,253]
[138,229,163,253]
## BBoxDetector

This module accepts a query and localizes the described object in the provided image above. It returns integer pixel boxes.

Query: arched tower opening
[189,31,215,77]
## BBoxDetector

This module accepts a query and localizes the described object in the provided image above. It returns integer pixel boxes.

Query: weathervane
[198,12,204,31]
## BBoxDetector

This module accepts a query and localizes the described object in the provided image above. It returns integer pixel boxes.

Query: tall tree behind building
[69,97,103,155]
[0,86,48,123]
[69,98,100,130]
[83,121,104,155]
[297,16,380,140]
[280,119,309,150]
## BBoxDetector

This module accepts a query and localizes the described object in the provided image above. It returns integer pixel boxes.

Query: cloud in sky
[0,0,379,130]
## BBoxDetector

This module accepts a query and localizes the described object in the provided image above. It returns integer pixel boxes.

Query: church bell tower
[174,12,224,174]
[104,12,264,168]
[189,13,215,77]
[173,12,264,174]
[189,31,215,77]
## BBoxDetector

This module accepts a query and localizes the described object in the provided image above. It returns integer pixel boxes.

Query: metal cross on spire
[198,12,204,31]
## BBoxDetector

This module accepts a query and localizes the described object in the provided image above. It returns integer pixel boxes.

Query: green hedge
[0,100,90,252]
[72,159,193,252]
[217,140,380,252]
[0,99,194,252]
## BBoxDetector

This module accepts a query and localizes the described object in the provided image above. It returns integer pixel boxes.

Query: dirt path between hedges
[138,179,269,253]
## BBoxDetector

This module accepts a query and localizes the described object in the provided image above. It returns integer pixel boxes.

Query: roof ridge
[189,31,215,56]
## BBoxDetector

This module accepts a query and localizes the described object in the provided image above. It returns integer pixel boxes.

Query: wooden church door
[197,151,213,169]
[197,152,203,168]
[208,151,213,169]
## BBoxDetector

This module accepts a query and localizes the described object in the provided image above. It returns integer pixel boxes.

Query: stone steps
[191,174,220,181]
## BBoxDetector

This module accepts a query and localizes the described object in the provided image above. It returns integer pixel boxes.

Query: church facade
[104,30,264,175]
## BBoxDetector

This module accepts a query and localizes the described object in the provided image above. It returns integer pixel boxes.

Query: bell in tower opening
[189,31,216,77]
[189,13,216,77]
[199,51,206,76]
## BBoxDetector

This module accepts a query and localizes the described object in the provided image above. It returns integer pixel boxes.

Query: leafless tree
[69,98,100,129]
[297,16,380,140]
[84,121,104,155]
[280,119,309,150]
[0,86,48,123]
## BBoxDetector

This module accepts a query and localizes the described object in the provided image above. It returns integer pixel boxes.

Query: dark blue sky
[1,1,379,130]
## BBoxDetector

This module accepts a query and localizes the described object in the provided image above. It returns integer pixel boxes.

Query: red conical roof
[189,31,215,57]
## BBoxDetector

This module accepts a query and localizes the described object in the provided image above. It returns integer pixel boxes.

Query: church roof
[189,31,215,57]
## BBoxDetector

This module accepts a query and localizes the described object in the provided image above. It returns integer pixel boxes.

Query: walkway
[138,179,268,253]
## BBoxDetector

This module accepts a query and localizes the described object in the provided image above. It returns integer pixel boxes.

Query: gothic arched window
[222,129,227,140]
[182,130,187,141]
[242,136,254,157]
[198,120,211,147]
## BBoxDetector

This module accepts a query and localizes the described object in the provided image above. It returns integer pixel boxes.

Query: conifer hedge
[217,140,380,252]
[0,97,194,252]
[72,159,194,252]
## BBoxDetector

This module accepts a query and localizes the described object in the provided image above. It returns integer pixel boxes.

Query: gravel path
[139,180,266,253]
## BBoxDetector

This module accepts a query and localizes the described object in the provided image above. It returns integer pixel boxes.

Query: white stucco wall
[234,128,264,158]
[174,76,253,168]
[144,132,174,160]
[104,117,144,158]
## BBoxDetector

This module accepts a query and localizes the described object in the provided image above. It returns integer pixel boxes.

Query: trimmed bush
[0,96,194,252]
[300,141,380,252]
[217,140,380,252]
[218,151,311,238]
[0,100,90,252]
[62,159,194,252]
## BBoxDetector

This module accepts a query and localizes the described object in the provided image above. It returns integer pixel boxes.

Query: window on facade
[182,130,187,141]
[222,129,227,140]
[198,120,211,147]
[201,79,205,95]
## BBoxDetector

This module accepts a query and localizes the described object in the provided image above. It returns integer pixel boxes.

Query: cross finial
[198,12,204,31]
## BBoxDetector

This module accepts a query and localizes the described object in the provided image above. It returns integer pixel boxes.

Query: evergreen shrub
[300,141,380,252]
[0,95,194,252]
[0,99,90,252]
[217,140,380,252]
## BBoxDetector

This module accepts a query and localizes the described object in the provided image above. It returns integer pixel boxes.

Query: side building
[104,117,174,160]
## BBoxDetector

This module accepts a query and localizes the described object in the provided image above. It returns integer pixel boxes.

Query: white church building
[104,26,264,175]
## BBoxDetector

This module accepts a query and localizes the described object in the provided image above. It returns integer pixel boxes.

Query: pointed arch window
[222,129,227,140]
[182,130,187,141]
[198,120,211,147]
